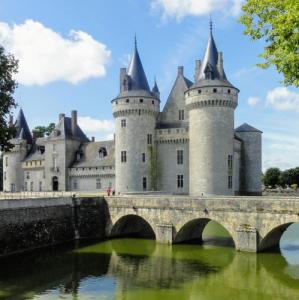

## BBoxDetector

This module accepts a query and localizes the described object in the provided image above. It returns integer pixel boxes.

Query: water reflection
[0,238,298,300]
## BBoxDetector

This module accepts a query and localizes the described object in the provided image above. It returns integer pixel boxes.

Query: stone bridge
[104,195,299,252]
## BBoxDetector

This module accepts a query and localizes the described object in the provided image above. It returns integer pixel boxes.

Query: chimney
[9,114,13,127]
[120,68,127,92]
[91,137,95,142]
[217,52,224,79]
[71,110,77,136]
[178,66,184,76]
[32,129,40,139]
[59,113,65,121]
[194,60,201,82]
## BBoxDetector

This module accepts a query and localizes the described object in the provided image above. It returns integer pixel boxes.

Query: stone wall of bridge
[105,195,299,252]
[0,194,298,256]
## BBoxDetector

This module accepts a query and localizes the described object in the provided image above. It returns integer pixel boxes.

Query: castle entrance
[52,176,59,191]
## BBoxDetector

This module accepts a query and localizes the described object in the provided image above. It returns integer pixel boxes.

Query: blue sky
[0,0,298,170]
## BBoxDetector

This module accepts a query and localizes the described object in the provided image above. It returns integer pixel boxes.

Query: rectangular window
[30,182,34,191]
[228,155,233,170]
[39,181,42,191]
[147,134,152,145]
[24,182,28,191]
[96,178,101,189]
[143,177,147,190]
[73,179,78,190]
[177,150,184,165]
[26,172,30,179]
[4,172,6,180]
[121,119,126,128]
[142,153,146,162]
[10,183,15,192]
[179,109,185,121]
[177,175,184,188]
[228,176,233,189]
[121,151,127,163]
[5,157,8,167]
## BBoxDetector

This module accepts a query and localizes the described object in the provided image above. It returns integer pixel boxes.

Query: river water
[0,223,298,300]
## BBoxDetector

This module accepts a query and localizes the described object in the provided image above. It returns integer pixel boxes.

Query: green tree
[263,167,281,187]
[0,154,2,191]
[240,0,299,87]
[279,167,299,186]
[0,45,18,151]
[33,123,55,138]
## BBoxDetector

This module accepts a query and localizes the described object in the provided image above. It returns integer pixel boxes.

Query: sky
[0,0,298,171]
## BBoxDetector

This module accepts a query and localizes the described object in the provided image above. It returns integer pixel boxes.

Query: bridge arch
[110,214,156,240]
[259,222,295,252]
[174,217,235,247]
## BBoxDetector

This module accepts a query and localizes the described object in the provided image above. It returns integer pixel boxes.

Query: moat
[0,223,298,300]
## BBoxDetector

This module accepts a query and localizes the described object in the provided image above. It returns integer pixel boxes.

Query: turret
[186,21,239,196]
[112,38,160,193]
[3,109,32,192]
[235,123,262,195]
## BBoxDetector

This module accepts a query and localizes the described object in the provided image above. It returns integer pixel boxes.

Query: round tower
[112,40,160,193]
[186,24,239,196]
[3,139,28,192]
[3,109,32,192]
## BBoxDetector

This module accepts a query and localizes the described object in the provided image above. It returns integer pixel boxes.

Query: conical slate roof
[198,27,219,80]
[235,123,262,133]
[127,40,150,92]
[15,109,33,144]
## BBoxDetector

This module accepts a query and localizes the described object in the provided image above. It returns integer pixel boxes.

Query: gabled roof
[235,123,262,133]
[15,109,33,144]
[49,117,89,142]
[160,67,193,123]
[127,40,150,92]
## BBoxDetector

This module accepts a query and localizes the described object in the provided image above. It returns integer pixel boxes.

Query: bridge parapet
[105,195,299,252]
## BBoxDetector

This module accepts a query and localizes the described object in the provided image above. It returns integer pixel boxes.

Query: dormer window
[76,150,83,161]
[99,147,107,159]
[204,64,213,80]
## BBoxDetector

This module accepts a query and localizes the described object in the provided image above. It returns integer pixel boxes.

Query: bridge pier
[155,223,174,244]
[236,225,258,252]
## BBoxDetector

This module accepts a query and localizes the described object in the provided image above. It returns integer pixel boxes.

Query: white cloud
[151,0,243,20]
[266,87,299,112]
[0,20,111,85]
[247,96,259,106]
[78,116,114,140]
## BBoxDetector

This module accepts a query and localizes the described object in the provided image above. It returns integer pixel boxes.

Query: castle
[3,25,262,196]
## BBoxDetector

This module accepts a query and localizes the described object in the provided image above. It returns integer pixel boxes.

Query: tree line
[263,167,299,189]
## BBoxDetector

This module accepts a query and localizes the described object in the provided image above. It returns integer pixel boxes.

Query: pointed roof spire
[209,14,213,33]
[197,19,219,81]
[127,36,150,92]
[15,109,33,144]
[152,77,160,94]
[134,33,137,49]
